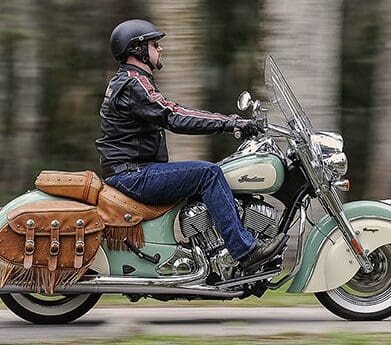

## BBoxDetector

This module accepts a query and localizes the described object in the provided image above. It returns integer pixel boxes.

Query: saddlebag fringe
[0,200,105,294]
[104,224,144,250]
[97,184,174,250]
[0,257,88,294]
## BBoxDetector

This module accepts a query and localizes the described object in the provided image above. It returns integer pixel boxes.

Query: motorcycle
[0,55,390,324]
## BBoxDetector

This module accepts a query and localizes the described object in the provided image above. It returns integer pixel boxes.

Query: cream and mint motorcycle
[0,55,390,323]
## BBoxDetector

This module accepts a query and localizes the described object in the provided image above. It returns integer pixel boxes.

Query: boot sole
[245,234,290,274]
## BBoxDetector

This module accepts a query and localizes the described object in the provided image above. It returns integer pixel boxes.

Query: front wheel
[315,244,391,321]
[0,293,101,324]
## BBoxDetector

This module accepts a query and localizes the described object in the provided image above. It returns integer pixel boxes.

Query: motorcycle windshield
[264,55,314,136]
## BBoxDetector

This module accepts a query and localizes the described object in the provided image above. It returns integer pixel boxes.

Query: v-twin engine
[179,199,280,280]
[179,202,224,252]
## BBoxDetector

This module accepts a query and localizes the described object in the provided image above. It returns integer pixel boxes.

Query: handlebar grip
[233,128,242,140]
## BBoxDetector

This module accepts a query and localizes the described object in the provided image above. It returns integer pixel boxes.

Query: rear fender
[0,190,63,226]
[0,190,112,275]
[288,200,391,293]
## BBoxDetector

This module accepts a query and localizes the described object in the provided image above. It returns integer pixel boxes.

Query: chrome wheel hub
[346,245,391,295]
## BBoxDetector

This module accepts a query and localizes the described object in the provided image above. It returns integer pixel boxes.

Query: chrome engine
[242,198,279,240]
[179,202,224,252]
[178,199,280,281]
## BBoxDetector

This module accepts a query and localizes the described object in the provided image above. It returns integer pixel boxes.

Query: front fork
[319,187,373,273]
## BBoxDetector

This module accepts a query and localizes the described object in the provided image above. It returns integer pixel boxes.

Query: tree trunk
[148,0,210,161]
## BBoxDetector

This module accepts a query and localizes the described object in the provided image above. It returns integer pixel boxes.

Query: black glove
[228,114,242,121]
[234,119,259,139]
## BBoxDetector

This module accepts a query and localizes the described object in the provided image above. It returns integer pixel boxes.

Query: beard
[156,56,163,70]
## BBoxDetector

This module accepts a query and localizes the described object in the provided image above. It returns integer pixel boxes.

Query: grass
[3,333,391,345]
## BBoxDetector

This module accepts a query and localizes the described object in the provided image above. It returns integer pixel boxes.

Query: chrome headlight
[323,152,348,176]
[310,131,344,155]
[310,131,348,178]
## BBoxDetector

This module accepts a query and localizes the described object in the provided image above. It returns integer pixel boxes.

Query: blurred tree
[367,1,391,199]
[35,0,146,172]
[0,1,42,200]
[149,0,212,162]
[340,0,381,200]
[0,0,147,203]
[203,0,264,162]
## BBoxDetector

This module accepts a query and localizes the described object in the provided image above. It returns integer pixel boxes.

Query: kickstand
[123,237,161,264]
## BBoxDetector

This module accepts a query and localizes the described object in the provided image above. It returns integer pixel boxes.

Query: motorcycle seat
[35,170,175,249]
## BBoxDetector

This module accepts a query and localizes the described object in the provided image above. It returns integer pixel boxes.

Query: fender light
[333,179,350,192]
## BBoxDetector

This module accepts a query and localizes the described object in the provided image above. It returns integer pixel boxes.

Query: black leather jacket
[96,64,236,178]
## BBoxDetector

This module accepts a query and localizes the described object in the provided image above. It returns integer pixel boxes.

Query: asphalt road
[0,307,390,343]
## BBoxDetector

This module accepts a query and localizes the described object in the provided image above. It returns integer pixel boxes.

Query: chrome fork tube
[293,140,373,273]
[319,187,373,273]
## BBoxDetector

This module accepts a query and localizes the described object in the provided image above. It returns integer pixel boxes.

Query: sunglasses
[151,41,160,49]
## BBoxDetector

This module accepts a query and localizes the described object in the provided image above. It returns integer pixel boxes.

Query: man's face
[148,40,163,70]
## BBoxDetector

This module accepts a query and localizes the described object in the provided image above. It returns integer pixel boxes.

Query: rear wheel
[315,244,391,321]
[0,293,101,324]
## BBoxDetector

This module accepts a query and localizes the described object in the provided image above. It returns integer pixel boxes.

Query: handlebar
[235,92,294,140]
[233,122,292,141]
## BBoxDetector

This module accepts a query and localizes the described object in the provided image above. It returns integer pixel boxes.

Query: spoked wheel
[315,244,391,321]
[0,293,101,324]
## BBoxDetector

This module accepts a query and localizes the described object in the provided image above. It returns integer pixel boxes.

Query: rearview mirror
[237,91,253,111]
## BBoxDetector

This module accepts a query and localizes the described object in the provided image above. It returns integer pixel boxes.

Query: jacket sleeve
[128,74,237,134]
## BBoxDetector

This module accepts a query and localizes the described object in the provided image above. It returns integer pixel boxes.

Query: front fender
[288,200,391,293]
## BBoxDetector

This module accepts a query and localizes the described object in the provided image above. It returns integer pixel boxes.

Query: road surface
[0,307,389,343]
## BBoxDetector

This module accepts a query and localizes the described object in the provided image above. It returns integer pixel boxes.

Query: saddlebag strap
[82,171,94,202]
[48,220,60,272]
[74,219,85,269]
[24,219,36,269]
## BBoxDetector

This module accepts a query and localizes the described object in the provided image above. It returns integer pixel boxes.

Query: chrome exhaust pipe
[1,280,244,298]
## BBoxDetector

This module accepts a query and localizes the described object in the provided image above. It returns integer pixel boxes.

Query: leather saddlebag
[0,200,105,293]
[35,170,103,205]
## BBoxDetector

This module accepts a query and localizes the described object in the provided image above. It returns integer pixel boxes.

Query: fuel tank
[220,152,285,194]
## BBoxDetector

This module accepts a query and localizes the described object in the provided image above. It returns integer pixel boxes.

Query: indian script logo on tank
[238,175,265,183]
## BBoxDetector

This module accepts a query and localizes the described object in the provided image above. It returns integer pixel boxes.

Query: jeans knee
[207,162,224,176]
[195,161,220,174]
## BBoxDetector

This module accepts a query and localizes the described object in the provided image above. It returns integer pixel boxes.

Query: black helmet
[110,19,165,65]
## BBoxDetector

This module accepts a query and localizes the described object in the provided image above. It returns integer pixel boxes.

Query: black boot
[240,233,288,273]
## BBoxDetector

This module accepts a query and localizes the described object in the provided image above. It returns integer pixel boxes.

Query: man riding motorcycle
[95,19,285,272]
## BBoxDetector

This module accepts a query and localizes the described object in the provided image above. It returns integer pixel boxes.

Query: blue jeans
[105,161,256,259]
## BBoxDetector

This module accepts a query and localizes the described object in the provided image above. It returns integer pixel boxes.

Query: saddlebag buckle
[74,219,85,269]
[23,219,36,269]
